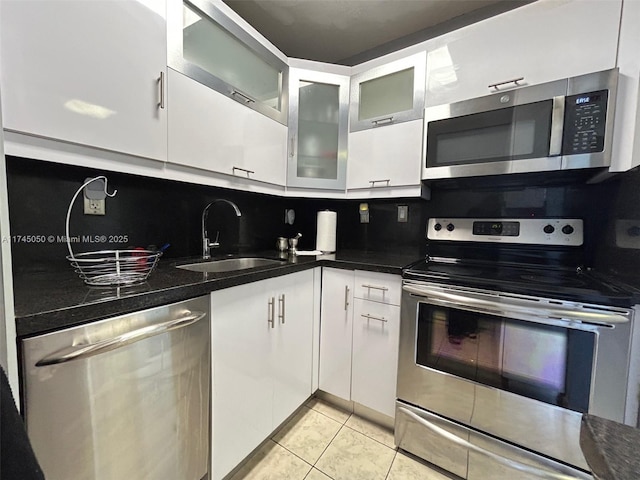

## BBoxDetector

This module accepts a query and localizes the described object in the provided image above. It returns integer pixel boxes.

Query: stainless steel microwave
[422,68,618,180]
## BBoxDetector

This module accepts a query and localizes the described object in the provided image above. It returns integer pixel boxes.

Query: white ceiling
[222,0,531,65]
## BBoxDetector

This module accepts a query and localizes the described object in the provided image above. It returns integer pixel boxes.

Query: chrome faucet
[201,199,242,259]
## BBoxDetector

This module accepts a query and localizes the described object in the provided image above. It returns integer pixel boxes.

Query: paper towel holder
[316,210,337,253]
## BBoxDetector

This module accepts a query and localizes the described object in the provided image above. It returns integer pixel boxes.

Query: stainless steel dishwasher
[21,296,210,480]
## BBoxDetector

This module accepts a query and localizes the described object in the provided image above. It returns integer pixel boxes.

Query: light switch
[398,205,408,223]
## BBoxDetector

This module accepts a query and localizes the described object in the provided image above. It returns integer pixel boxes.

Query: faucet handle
[210,231,220,248]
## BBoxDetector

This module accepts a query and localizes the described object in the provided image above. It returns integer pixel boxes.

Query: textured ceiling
[222,0,530,65]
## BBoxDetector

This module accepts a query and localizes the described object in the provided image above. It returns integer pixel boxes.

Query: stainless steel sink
[177,257,285,273]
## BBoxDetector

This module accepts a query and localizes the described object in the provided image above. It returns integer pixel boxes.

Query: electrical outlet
[84,197,105,215]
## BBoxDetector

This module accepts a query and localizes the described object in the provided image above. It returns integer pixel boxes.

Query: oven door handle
[398,407,588,480]
[402,284,629,325]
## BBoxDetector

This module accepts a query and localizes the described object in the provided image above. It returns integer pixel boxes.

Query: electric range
[395,217,637,479]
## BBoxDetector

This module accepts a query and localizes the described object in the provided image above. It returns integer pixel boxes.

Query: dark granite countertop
[580,414,640,480]
[13,249,421,337]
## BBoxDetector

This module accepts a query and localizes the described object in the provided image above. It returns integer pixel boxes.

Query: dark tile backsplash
[5,157,427,272]
[6,156,640,290]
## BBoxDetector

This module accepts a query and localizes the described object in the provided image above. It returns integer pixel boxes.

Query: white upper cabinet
[0,0,168,161]
[425,0,623,108]
[346,52,426,197]
[347,120,423,195]
[350,52,426,132]
[287,68,350,190]
[168,0,288,125]
[167,68,287,186]
[610,0,640,172]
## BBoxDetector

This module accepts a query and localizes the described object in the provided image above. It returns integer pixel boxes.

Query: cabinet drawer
[354,271,401,305]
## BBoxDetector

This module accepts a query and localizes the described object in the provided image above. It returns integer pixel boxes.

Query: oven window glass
[426,100,553,167]
[416,303,594,412]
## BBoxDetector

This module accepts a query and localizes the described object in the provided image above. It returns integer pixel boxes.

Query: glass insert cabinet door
[168,0,288,125]
[287,69,349,190]
[349,51,426,132]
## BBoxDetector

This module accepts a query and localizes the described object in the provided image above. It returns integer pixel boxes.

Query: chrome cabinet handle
[344,286,350,311]
[232,166,255,177]
[158,71,165,109]
[398,407,584,480]
[278,294,285,324]
[231,89,256,104]
[369,179,390,187]
[289,136,296,158]
[488,77,525,90]
[268,297,275,328]
[36,311,207,366]
[371,116,394,126]
[361,313,387,323]
[362,284,389,292]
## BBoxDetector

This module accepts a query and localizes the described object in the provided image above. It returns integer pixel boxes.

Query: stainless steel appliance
[396,218,635,479]
[21,296,210,480]
[422,69,618,180]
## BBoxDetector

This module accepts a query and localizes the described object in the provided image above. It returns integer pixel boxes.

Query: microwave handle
[549,96,565,156]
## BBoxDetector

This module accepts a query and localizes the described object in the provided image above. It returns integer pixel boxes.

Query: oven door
[397,281,633,471]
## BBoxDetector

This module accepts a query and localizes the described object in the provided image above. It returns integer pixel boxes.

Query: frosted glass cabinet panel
[298,82,339,180]
[287,69,349,190]
[350,52,426,132]
[168,0,288,124]
[358,68,414,122]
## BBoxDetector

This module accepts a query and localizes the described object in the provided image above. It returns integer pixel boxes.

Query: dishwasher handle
[35,311,207,367]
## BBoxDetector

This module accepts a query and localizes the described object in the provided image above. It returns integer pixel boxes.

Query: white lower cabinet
[210,270,314,480]
[319,268,354,400]
[351,298,400,417]
[319,268,401,418]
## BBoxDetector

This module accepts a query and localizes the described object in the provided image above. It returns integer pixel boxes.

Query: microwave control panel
[428,218,584,246]
[562,90,608,155]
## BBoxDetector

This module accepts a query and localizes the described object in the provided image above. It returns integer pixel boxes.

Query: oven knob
[434,223,442,231]
[543,224,555,234]
[446,223,455,232]
[562,225,575,235]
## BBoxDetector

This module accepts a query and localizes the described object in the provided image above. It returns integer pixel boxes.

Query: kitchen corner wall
[5,157,428,272]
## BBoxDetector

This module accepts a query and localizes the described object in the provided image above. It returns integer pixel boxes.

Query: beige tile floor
[230,397,457,480]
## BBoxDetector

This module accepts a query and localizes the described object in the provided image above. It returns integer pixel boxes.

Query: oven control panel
[427,218,583,246]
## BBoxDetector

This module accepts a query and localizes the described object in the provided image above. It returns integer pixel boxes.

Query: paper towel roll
[316,210,337,253]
